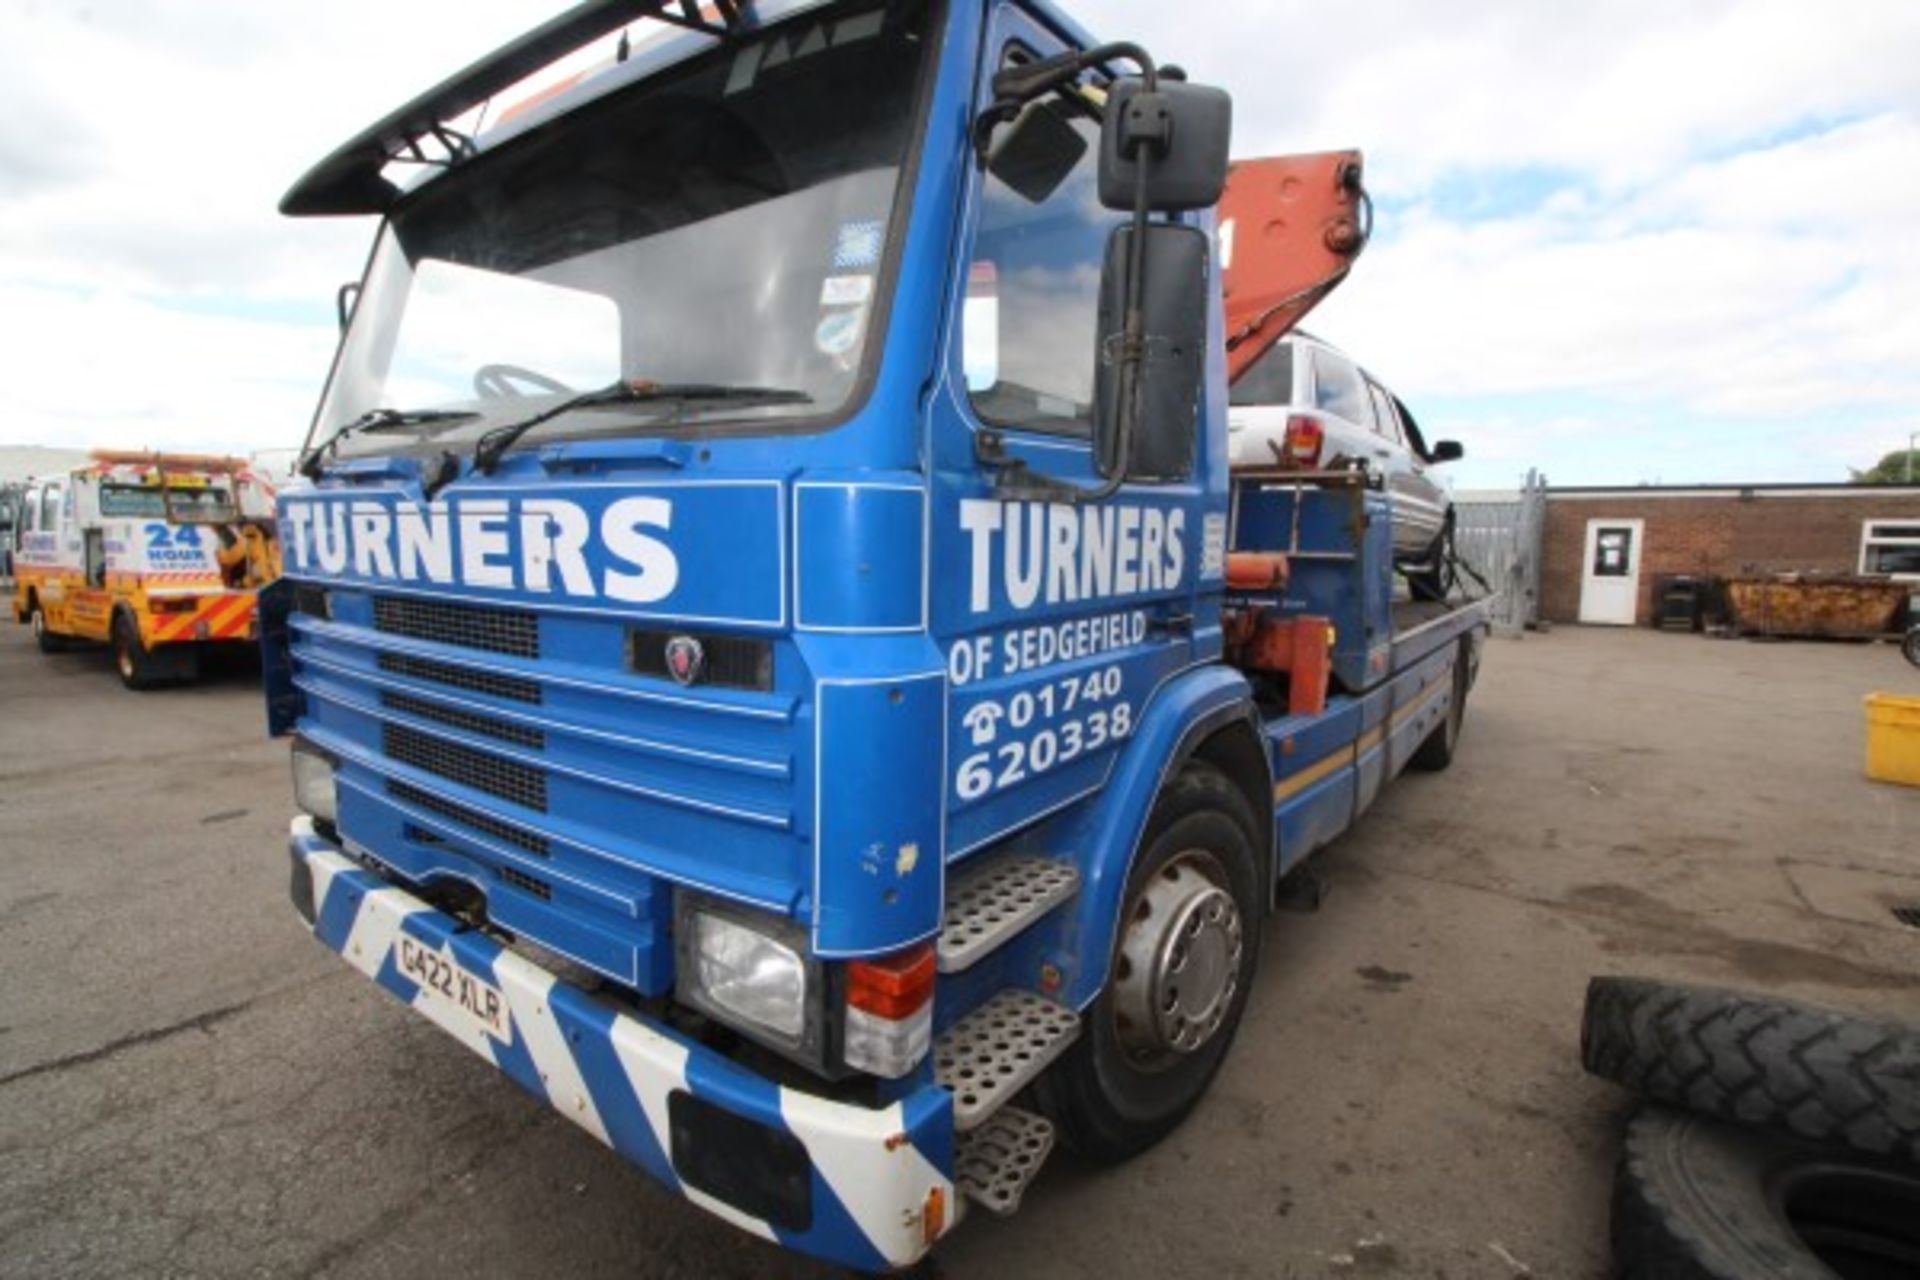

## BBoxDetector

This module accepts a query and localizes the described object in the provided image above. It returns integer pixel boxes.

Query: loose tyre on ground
[1582,976,1920,1164]
[1614,1106,1920,1280]
[1034,762,1264,1163]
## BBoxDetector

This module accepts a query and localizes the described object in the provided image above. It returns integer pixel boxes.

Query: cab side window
[41,486,60,531]
[20,487,38,533]
[1311,348,1370,426]
[963,85,1125,436]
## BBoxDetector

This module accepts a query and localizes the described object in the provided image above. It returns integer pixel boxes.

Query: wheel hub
[1112,855,1243,1065]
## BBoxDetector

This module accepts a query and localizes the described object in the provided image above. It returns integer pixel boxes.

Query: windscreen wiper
[470,381,812,475]
[297,407,480,481]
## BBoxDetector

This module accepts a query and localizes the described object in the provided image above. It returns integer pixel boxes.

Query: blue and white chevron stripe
[291,820,959,1272]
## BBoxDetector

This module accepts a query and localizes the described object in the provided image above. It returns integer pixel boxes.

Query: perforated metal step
[954,1105,1056,1215]
[938,856,1080,973]
[934,989,1080,1131]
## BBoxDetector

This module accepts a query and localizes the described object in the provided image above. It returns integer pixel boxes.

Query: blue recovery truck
[264,0,1489,1269]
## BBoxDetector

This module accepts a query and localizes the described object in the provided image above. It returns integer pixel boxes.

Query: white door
[1579,518,1644,625]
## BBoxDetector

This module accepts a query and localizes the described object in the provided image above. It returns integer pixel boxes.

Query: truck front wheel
[1036,763,1264,1163]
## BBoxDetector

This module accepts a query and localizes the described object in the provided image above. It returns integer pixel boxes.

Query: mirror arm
[975,46,1162,503]
[973,42,1158,165]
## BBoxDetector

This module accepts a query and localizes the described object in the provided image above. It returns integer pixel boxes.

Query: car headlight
[290,739,338,824]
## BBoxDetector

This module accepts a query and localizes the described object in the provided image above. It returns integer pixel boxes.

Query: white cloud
[0,0,1915,484]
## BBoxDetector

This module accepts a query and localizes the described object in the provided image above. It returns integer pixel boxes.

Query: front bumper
[289,819,958,1272]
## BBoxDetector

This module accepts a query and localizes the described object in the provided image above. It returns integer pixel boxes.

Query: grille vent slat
[374,596,538,658]
[498,864,554,901]
[384,724,548,813]
[382,690,544,749]
[377,651,541,704]
[388,781,550,856]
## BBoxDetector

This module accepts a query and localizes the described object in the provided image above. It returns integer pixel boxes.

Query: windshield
[99,484,169,518]
[166,484,237,523]
[313,0,932,459]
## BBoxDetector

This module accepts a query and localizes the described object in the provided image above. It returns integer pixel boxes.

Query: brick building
[1537,484,1920,625]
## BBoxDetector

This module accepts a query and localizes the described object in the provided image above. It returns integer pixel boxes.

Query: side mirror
[985,97,1089,204]
[1093,223,1209,481]
[1429,440,1464,464]
[336,281,361,333]
[1098,78,1232,212]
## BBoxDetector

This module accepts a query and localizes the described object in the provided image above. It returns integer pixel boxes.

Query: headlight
[290,739,338,824]
[684,910,807,1040]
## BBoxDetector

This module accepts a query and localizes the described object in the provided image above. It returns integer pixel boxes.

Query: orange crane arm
[1218,150,1370,385]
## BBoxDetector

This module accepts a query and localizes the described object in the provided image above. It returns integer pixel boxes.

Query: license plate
[398,935,509,1042]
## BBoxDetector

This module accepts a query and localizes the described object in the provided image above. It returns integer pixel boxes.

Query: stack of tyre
[1582,976,1920,1279]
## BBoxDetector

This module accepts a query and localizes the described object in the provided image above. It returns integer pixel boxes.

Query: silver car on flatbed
[1228,333,1463,599]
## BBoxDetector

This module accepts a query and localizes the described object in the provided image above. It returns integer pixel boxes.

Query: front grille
[293,583,332,620]
[388,780,550,856]
[384,724,547,813]
[374,596,538,658]
[382,690,544,749]
[378,651,541,704]
[627,628,773,691]
[497,863,553,901]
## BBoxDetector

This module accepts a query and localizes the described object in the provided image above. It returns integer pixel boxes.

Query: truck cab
[270,1,1484,1269]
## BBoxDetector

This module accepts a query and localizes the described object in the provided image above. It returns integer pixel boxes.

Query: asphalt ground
[2,619,1917,1278]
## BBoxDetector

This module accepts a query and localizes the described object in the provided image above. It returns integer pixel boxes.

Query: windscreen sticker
[820,273,873,307]
[815,306,866,358]
[832,219,884,270]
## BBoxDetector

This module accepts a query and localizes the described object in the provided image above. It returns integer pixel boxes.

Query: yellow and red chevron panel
[148,591,257,644]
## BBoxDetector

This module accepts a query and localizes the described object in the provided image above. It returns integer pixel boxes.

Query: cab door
[924,2,1228,859]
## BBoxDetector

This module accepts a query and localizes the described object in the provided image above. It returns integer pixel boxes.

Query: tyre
[112,611,179,690]
[30,599,69,653]
[1034,763,1264,1163]
[1582,976,1920,1164]
[1903,627,1920,670]
[1407,641,1469,772]
[1613,1106,1920,1280]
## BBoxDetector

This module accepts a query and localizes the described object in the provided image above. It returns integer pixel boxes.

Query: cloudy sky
[2,0,1917,488]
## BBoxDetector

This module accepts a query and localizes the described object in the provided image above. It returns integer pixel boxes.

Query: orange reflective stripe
[208,596,255,638]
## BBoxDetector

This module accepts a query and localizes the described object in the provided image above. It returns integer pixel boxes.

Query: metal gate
[1454,469,1546,633]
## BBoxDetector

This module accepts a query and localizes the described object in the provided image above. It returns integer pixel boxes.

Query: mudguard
[1043,661,1266,1009]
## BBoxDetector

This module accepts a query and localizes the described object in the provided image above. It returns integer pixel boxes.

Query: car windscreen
[313,0,933,458]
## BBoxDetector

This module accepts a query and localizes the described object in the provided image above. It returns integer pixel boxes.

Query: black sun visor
[280,0,758,216]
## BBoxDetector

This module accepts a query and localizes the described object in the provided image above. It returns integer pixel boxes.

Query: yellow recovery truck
[11,451,280,688]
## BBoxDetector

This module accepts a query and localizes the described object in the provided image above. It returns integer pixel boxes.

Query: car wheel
[1613,1107,1920,1280]
[1903,627,1920,670]
[1034,763,1264,1163]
